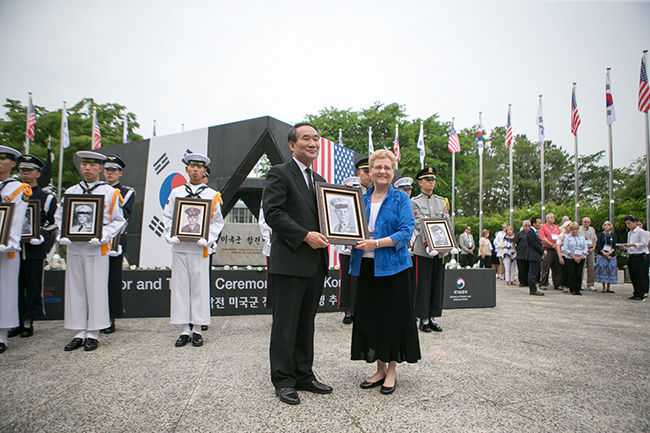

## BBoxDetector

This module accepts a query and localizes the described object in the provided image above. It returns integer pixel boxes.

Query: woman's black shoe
[360,377,385,389]
[380,380,396,395]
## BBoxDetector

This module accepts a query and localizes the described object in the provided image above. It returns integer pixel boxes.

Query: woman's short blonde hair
[369,149,396,169]
[602,220,612,230]
[482,229,489,237]
[569,221,579,231]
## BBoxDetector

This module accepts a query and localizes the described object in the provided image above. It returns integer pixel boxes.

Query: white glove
[450,247,460,255]
[88,238,101,245]
[30,235,45,245]
[166,236,180,245]
[59,237,72,246]
[197,238,209,247]
[107,245,123,257]
[0,245,9,253]
[100,236,111,245]
[426,247,439,257]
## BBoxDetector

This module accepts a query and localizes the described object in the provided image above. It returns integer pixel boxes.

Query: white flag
[61,104,70,149]
[368,127,374,155]
[536,100,545,143]
[123,115,129,143]
[417,121,425,169]
[606,74,616,126]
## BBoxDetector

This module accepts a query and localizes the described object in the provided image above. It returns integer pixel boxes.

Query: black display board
[442,268,497,309]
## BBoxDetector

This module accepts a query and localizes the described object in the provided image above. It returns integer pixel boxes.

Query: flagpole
[368,126,373,155]
[451,117,456,232]
[508,105,513,227]
[607,68,615,223]
[25,92,32,154]
[394,124,399,170]
[642,50,650,233]
[479,112,483,234]
[539,95,546,221]
[573,83,580,222]
[57,102,66,200]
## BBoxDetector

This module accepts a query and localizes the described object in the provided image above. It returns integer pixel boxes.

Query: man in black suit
[526,216,547,296]
[262,123,332,405]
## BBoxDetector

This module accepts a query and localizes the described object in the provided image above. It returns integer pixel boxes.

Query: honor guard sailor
[0,146,32,354]
[54,151,125,352]
[411,167,457,333]
[355,158,371,193]
[7,155,57,340]
[101,155,135,334]
[162,153,224,348]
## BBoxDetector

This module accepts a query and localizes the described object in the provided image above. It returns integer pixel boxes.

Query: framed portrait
[61,194,104,241]
[315,182,368,246]
[0,203,15,247]
[171,197,211,241]
[21,200,41,243]
[420,217,457,253]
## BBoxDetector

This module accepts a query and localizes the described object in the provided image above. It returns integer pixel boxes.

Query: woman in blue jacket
[349,149,420,395]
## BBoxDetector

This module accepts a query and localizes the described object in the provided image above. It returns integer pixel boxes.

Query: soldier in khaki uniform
[411,167,457,333]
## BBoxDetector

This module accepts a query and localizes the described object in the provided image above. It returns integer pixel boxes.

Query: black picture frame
[315,182,368,246]
[21,200,41,243]
[0,203,15,247]
[421,217,458,253]
[171,197,211,241]
[61,194,104,241]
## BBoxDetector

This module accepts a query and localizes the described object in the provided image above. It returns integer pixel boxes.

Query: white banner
[139,128,209,267]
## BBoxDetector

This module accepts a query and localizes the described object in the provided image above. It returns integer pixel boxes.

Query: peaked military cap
[17,154,43,170]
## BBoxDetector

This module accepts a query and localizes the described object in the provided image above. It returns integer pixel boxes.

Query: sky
[1,0,648,168]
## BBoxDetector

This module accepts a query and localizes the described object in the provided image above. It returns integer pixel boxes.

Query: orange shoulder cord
[7,184,32,258]
[204,192,224,257]
[102,190,121,256]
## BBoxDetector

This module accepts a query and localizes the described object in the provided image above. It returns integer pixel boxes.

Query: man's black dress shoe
[175,334,190,347]
[191,332,203,347]
[342,314,353,325]
[380,380,396,395]
[296,379,333,394]
[7,326,23,338]
[360,377,385,389]
[20,326,34,338]
[84,338,99,351]
[0,343,6,354]
[276,387,300,405]
[101,320,115,334]
[529,291,545,296]
[201,325,208,331]
[419,320,432,332]
[430,321,443,332]
[64,338,84,351]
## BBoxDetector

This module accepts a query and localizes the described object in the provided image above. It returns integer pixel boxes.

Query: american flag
[639,55,650,113]
[92,109,102,149]
[27,94,36,141]
[571,85,581,136]
[448,122,460,154]
[393,125,401,161]
[506,107,513,151]
[312,137,355,268]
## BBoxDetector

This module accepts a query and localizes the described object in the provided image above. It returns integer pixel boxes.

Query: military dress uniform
[11,155,58,338]
[103,155,136,333]
[0,146,32,353]
[162,154,224,347]
[411,167,449,333]
[54,151,125,352]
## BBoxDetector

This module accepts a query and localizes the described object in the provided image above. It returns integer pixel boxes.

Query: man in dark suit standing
[262,123,332,405]
[526,216,547,296]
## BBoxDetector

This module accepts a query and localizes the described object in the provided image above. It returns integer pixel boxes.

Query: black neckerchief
[0,177,17,195]
[185,183,208,198]
[422,192,433,199]
[80,180,106,195]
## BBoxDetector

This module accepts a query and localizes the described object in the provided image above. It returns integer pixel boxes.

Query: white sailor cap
[183,153,210,166]
[0,145,21,160]
[342,176,361,186]
[76,151,107,164]
[394,177,413,189]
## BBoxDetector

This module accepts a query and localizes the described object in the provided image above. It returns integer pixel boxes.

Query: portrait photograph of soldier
[328,196,357,235]
[179,206,203,235]
[21,208,33,236]
[428,223,451,248]
[69,204,96,234]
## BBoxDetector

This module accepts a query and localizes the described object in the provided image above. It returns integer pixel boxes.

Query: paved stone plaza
[1,278,649,432]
